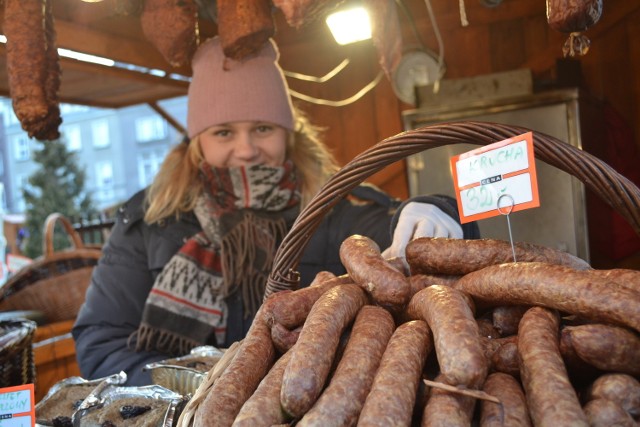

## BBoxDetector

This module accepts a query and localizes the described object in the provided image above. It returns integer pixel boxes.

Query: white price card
[450,132,540,223]
[0,384,35,427]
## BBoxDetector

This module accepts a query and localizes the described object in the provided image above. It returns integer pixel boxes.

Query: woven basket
[265,121,640,296]
[0,213,102,323]
[176,121,640,426]
[0,319,36,387]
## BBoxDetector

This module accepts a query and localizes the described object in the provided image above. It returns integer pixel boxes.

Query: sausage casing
[421,373,475,427]
[340,235,411,307]
[454,262,640,333]
[517,307,588,426]
[232,351,293,427]
[195,310,276,427]
[585,373,640,418]
[583,398,636,427]
[263,275,351,329]
[298,305,395,427]
[358,320,431,427]
[406,237,590,275]
[280,284,368,418]
[480,372,531,427]
[561,323,640,376]
[408,285,487,388]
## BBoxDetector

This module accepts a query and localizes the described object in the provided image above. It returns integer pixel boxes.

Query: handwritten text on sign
[450,132,540,223]
[0,384,34,427]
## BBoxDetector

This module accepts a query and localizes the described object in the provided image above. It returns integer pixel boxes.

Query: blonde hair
[144,107,339,224]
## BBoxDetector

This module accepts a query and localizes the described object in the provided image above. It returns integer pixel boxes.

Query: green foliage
[22,139,95,259]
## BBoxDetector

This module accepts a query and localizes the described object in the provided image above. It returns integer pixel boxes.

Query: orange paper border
[450,132,540,224]
[0,383,35,426]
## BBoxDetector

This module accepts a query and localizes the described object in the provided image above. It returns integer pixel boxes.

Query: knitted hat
[187,37,294,138]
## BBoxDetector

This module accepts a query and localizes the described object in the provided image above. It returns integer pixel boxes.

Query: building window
[95,161,114,202]
[13,135,30,161]
[135,116,167,143]
[92,119,110,148]
[137,149,167,188]
[64,125,82,152]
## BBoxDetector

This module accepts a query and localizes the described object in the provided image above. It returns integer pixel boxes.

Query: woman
[72,37,478,385]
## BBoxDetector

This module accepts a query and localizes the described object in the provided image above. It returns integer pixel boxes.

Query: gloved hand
[382,202,463,259]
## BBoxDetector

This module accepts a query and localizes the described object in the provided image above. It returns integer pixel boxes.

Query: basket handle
[43,213,86,257]
[265,121,640,297]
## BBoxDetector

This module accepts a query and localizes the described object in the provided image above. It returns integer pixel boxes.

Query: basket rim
[265,121,640,296]
[0,248,101,302]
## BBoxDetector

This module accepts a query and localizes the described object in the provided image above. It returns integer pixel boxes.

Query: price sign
[450,132,540,223]
[0,384,35,427]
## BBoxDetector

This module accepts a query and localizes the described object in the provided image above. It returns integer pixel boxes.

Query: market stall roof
[0,0,219,109]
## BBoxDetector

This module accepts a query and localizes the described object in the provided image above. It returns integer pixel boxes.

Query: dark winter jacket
[72,185,478,385]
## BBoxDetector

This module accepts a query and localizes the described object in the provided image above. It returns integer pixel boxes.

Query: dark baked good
[36,383,96,422]
[80,396,167,427]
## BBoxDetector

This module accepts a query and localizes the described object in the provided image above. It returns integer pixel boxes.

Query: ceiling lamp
[325,4,372,45]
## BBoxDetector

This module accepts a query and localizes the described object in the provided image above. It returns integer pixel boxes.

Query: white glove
[382,202,463,259]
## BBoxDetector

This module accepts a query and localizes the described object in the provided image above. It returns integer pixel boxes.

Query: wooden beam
[149,101,187,136]
[53,19,193,76]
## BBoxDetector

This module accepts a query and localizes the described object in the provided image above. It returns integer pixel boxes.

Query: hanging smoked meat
[216,0,275,61]
[4,0,61,141]
[141,0,198,68]
[546,0,603,56]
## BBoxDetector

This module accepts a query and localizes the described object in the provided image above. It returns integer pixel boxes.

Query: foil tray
[144,346,224,396]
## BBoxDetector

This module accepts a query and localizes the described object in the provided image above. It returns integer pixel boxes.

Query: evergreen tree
[22,139,95,259]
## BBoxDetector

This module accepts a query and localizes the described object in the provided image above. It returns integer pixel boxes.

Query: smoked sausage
[263,274,352,329]
[583,398,636,427]
[585,373,640,418]
[561,323,640,376]
[232,351,293,426]
[408,285,487,388]
[216,0,275,60]
[406,237,590,275]
[298,306,395,427]
[140,0,197,67]
[421,373,476,427]
[480,372,531,427]
[492,305,530,336]
[340,235,411,307]
[280,284,368,418]
[454,262,640,333]
[270,322,301,354]
[517,307,588,426]
[358,320,431,427]
[195,308,276,427]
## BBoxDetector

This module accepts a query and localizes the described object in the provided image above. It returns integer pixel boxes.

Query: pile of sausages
[191,235,640,427]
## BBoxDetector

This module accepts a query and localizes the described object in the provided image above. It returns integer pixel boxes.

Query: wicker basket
[0,319,36,387]
[0,213,102,323]
[176,121,640,426]
[265,121,640,296]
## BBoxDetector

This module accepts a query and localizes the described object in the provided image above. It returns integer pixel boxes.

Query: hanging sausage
[546,0,603,56]
[4,0,62,141]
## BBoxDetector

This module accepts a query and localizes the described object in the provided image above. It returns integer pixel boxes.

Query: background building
[0,96,188,214]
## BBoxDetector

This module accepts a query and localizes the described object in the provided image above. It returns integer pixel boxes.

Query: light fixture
[325,4,372,45]
[81,0,105,3]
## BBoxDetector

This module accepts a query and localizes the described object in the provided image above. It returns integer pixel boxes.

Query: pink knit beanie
[187,37,295,138]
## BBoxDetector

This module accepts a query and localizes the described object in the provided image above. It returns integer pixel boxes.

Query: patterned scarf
[133,161,300,356]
